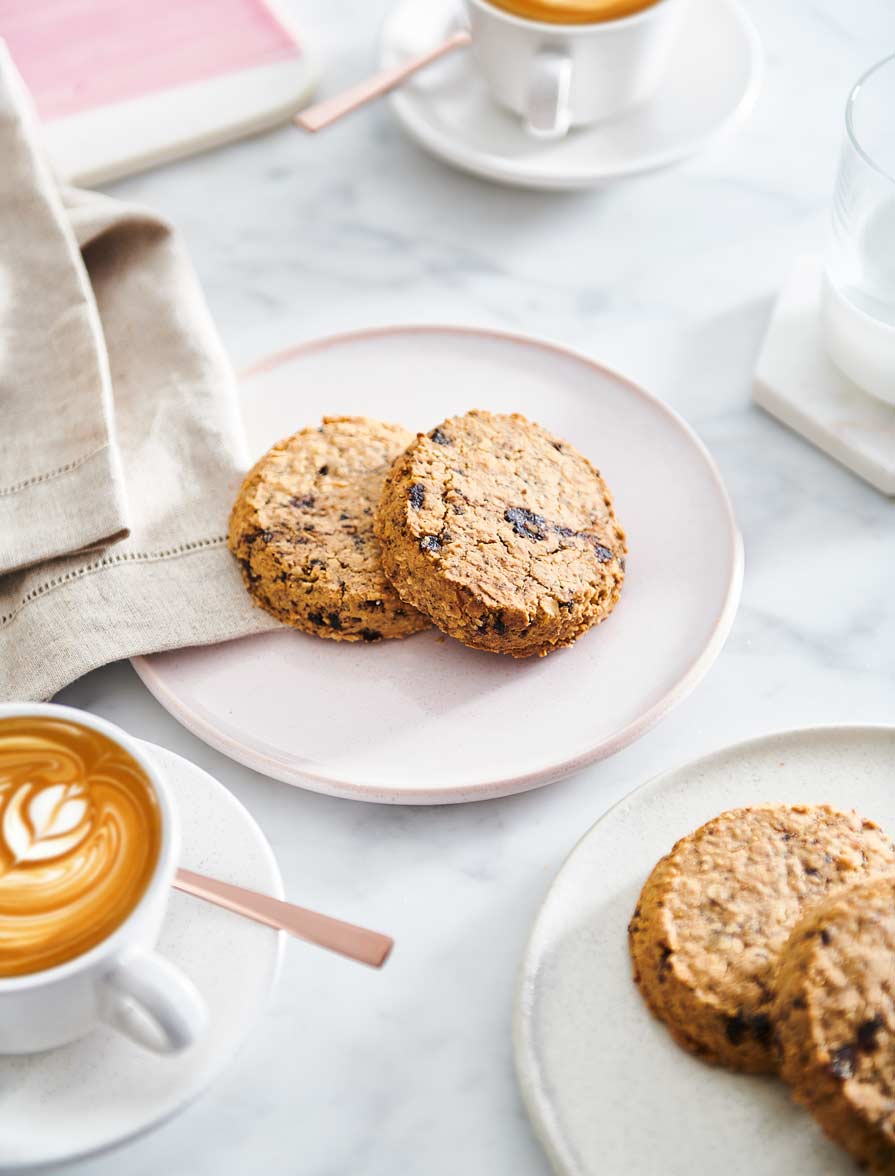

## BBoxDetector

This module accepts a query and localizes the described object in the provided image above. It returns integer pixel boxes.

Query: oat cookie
[628,804,895,1074]
[373,410,626,658]
[228,416,429,642]
[775,874,895,1174]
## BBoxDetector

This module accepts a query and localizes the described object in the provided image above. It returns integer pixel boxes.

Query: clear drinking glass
[823,54,895,404]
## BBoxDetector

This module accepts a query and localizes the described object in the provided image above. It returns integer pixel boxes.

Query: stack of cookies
[229,410,626,659]
[629,804,895,1173]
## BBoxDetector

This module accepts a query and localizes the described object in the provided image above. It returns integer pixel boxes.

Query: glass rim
[845,53,895,186]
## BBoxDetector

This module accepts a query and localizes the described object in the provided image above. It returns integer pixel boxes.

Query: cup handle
[100,950,207,1055]
[525,47,572,140]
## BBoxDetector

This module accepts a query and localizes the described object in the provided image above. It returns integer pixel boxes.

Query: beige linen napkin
[0,46,276,701]
[0,51,129,575]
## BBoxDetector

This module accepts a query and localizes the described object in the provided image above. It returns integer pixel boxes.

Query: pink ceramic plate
[133,327,743,804]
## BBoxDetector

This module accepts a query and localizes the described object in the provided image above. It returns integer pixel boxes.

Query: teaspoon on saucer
[173,868,393,968]
[295,28,471,132]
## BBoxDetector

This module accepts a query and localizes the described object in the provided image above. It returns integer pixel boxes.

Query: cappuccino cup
[464,0,687,138]
[0,703,206,1055]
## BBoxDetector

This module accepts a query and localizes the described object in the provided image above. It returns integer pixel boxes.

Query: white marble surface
[40,1,895,1173]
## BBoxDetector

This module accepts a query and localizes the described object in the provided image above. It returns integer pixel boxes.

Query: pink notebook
[0,0,315,184]
[2,0,302,119]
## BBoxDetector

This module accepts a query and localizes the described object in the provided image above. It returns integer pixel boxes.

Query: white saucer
[0,740,283,1170]
[134,325,742,804]
[515,725,895,1176]
[381,0,762,190]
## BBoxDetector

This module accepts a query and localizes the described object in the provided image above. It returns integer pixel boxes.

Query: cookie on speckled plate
[373,410,626,658]
[774,874,895,1174]
[228,416,429,642]
[628,804,895,1074]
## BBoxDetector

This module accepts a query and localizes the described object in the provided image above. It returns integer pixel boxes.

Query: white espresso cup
[0,702,207,1055]
[464,0,686,138]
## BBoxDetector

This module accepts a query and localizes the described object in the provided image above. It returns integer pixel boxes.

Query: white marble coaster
[753,256,895,495]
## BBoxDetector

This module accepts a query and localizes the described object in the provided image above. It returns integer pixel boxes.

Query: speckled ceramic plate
[134,325,742,804]
[0,741,283,1170]
[515,725,895,1176]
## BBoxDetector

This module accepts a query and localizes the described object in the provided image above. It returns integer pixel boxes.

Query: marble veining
[43,0,895,1172]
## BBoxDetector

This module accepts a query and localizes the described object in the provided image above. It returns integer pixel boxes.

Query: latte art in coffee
[0,718,161,977]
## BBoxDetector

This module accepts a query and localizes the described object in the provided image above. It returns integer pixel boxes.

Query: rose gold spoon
[295,28,471,133]
[174,868,393,969]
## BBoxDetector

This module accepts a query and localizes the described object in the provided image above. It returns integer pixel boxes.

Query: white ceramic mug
[464,0,686,138]
[0,703,207,1056]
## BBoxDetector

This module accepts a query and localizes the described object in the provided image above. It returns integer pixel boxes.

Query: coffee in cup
[486,0,661,23]
[0,715,162,978]
[0,703,205,1056]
